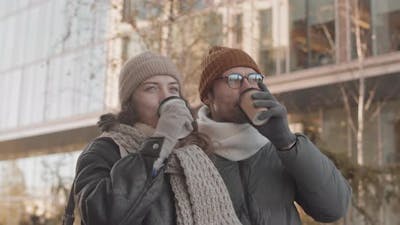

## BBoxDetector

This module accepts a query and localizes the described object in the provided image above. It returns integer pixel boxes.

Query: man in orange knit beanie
[196,46,352,225]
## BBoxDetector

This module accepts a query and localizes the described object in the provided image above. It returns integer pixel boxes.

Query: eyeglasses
[215,73,264,89]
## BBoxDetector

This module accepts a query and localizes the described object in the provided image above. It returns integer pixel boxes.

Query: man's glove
[152,97,194,175]
[251,83,296,150]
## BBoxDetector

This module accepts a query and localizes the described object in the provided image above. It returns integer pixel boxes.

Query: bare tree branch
[351,197,376,225]
[364,83,377,111]
[368,84,400,122]
[340,85,357,134]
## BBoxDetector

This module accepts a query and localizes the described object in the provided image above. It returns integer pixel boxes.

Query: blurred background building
[0,0,399,224]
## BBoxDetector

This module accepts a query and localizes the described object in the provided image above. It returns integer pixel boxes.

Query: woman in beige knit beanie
[66,51,242,225]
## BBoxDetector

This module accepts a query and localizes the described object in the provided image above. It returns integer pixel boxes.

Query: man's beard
[231,104,250,124]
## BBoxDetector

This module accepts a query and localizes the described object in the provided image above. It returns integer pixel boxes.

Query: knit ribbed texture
[199,46,261,102]
[99,123,151,158]
[167,146,242,225]
[119,51,182,105]
[99,123,242,225]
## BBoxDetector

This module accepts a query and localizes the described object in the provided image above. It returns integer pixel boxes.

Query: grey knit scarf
[100,123,242,225]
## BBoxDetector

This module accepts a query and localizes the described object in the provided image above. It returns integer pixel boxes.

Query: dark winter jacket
[213,134,351,225]
[74,134,351,225]
[74,137,176,225]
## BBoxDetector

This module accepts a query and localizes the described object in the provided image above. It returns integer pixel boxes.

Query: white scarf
[197,106,269,161]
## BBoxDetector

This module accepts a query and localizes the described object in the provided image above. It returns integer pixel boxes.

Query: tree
[0,161,27,225]
[281,0,400,224]
[121,0,229,104]
[39,155,76,225]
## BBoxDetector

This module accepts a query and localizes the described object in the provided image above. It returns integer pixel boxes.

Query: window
[258,9,276,75]
[178,0,214,13]
[394,119,400,163]
[234,13,243,45]
[350,0,373,59]
[122,0,163,22]
[371,0,400,55]
[203,11,223,46]
[289,0,335,71]
[351,0,400,58]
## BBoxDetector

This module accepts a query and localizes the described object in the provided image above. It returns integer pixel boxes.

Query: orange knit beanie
[198,46,261,102]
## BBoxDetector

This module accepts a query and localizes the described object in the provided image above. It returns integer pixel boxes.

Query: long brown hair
[97,97,213,155]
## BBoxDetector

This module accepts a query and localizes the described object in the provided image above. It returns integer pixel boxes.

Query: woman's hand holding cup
[152,97,194,176]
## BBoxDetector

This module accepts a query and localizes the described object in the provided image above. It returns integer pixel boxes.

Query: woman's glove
[152,97,194,175]
[251,83,297,150]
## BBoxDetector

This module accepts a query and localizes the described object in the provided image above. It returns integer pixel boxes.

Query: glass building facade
[0,0,112,224]
[289,0,336,70]
[253,0,400,75]
[0,0,110,131]
[122,1,400,225]
[347,0,400,57]
[1,0,399,224]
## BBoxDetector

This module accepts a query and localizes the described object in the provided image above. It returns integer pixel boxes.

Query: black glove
[251,82,296,150]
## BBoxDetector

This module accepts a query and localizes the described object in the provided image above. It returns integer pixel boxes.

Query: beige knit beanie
[119,51,182,105]
[199,46,261,103]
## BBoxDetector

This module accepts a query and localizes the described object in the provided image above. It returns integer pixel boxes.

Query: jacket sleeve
[275,134,352,223]
[73,137,165,225]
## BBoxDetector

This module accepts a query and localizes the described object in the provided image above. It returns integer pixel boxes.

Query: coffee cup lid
[157,96,185,116]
